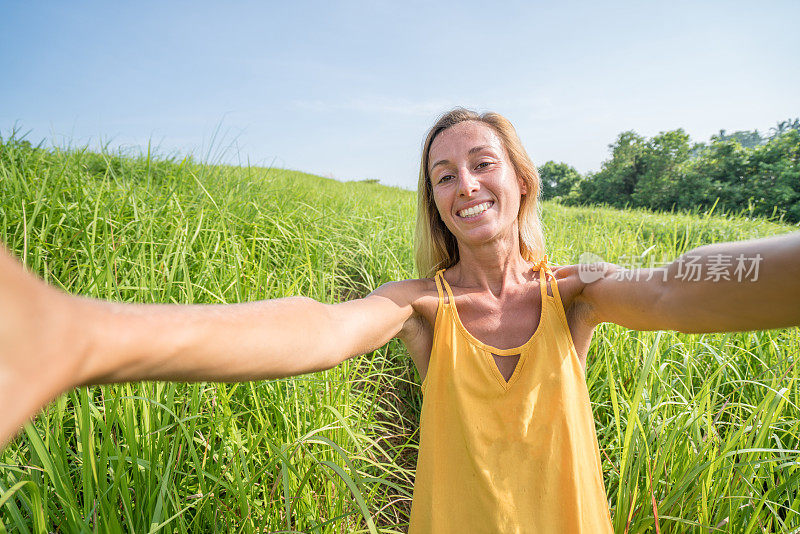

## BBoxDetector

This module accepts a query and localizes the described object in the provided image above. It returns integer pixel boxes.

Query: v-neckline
[438,267,551,390]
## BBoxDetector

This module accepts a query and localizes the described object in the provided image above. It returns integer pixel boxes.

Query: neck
[450,225,534,296]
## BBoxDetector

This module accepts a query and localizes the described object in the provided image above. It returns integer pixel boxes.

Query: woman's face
[428,120,527,249]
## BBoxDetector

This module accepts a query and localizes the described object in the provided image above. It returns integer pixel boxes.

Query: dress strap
[438,260,557,305]
[439,270,457,306]
[537,254,563,304]
[434,269,445,305]
[537,255,548,302]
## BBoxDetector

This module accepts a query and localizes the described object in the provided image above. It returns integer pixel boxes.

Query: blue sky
[1,1,798,189]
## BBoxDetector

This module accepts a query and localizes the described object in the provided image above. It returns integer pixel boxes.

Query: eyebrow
[429,145,494,173]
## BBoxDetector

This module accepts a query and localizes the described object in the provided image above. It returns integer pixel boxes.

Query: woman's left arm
[580,231,800,333]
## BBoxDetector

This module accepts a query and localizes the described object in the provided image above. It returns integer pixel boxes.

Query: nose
[456,168,480,197]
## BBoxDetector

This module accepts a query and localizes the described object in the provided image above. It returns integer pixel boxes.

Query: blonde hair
[414,108,546,277]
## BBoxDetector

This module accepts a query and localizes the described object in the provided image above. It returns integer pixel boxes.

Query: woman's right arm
[77,280,417,385]
[0,244,418,445]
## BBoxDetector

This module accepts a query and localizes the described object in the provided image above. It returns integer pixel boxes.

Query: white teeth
[458,202,493,218]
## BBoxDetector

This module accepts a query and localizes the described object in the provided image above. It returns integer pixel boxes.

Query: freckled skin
[428,121,528,254]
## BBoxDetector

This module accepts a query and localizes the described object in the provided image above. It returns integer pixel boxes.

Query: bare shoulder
[549,263,586,300]
[549,262,608,329]
[367,277,439,341]
[367,277,433,306]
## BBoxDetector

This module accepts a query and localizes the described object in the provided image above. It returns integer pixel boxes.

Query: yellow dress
[409,256,614,533]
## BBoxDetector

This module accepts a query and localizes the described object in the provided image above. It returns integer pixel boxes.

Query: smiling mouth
[457,201,493,219]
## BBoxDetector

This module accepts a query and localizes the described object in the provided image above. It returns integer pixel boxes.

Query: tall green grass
[1,135,798,532]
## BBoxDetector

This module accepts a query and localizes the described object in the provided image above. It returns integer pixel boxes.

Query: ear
[519,179,528,196]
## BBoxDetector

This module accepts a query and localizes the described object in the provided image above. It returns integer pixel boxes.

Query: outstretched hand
[0,246,86,447]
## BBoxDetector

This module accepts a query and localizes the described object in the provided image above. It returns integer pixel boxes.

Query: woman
[1,108,799,532]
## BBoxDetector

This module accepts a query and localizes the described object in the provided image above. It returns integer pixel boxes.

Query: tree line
[539,119,800,223]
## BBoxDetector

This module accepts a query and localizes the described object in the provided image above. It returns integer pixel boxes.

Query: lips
[457,201,494,218]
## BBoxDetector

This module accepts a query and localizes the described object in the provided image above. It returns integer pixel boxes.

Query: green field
[1,138,799,533]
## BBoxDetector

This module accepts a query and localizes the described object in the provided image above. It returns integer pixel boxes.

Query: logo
[577,251,606,284]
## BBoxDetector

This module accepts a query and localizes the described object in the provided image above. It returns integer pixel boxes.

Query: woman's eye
[439,174,454,183]
[476,162,492,170]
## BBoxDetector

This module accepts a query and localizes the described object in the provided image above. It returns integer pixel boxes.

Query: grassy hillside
[1,138,798,532]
